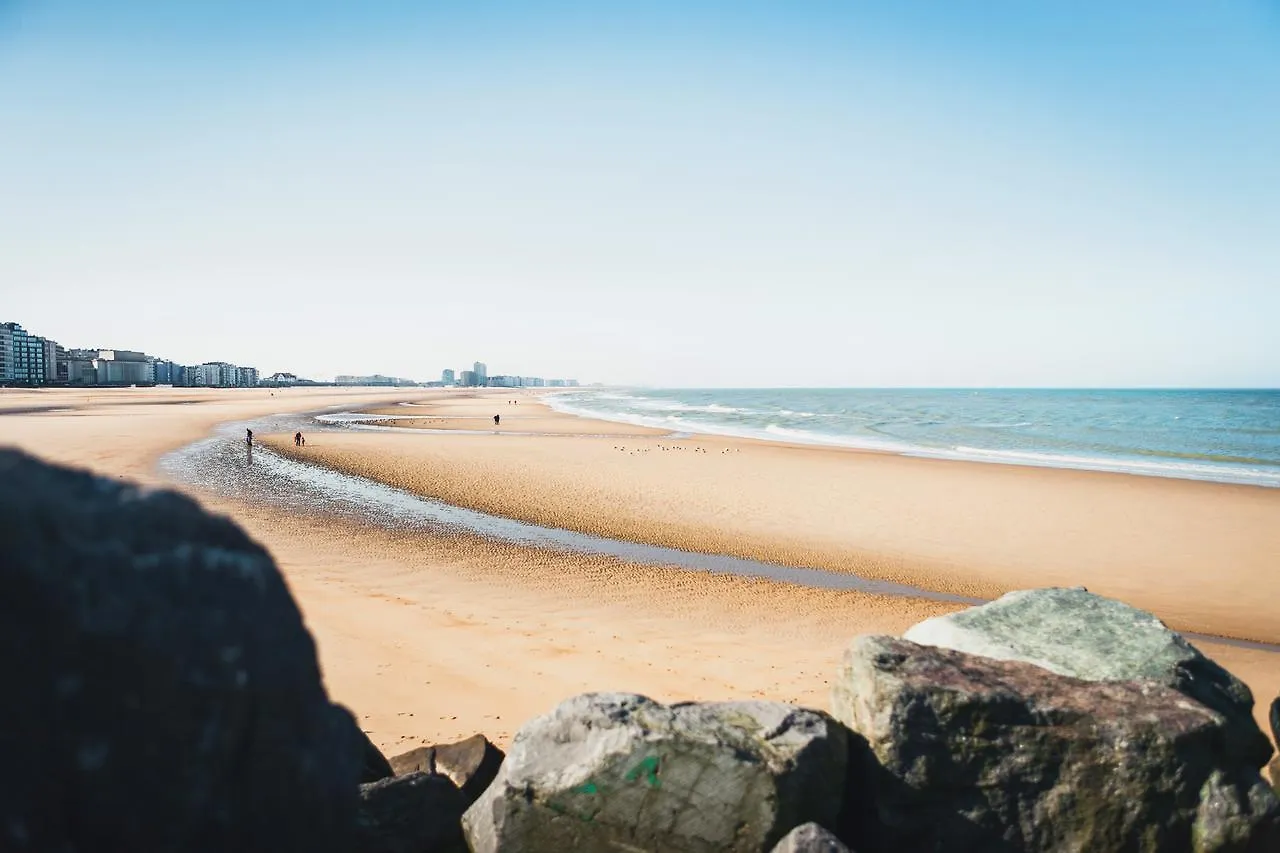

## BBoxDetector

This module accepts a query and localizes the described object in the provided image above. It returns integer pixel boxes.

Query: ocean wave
[542,389,1280,487]
[949,446,1280,487]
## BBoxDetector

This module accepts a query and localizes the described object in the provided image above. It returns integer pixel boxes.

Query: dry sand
[2,386,1277,759]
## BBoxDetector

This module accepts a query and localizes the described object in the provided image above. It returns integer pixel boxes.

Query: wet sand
[265,392,1280,646]
[2,387,1276,758]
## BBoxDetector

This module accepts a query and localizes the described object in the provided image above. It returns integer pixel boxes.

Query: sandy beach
[1,386,1276,759]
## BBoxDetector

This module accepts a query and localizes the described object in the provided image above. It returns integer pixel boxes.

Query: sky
[1,1,1278,387]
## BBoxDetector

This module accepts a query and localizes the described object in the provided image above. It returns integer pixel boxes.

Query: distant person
[494,414,500,426]
[301,434,306,446]
[245,428,253,446]
[294,431,302,447]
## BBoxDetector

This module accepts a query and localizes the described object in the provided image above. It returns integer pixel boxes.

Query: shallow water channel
[159,407,1279,654]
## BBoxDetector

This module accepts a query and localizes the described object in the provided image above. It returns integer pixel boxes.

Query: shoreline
[541,389,1280,489]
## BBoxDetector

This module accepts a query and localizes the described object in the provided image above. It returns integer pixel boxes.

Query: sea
[545,388,1280,488]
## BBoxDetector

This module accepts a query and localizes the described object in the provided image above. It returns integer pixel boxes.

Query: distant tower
[441,368,455,385]
[473,361,488,387]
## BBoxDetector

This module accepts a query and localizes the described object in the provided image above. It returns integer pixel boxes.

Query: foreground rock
[390,733,505,803]
[1271,698,1280,792]
[357,772,467,853]
[769,822,852,852]
[463,693,848,853]
[361,729,396,783]
[0,450,362,851]
[904,586,1273,768]
[834,634,1280,852]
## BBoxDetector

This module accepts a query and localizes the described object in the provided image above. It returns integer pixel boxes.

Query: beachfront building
[94,350,153,385]
[458,370,477,387]
[441,368,455,385]
[0,322,50,385]
[64,349,96,385]
[335,374,416,386]
[42,339,61,383]
[237,366,259,388]
[151,359,178,385]
[473,361,488,386]
[197,362,238,387]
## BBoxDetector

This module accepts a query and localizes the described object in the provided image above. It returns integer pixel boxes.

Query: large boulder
[0,450,363,852]
[361,728,395,783]
[1270,698,1280,793]
[462,692,848,853]
[357,771,468,853]
[833,634,1280,852]
[769,822,852,852]
[389,733,504,804]
[903,587,1273,768]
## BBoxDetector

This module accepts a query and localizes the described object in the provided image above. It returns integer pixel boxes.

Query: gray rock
[770,822,853,852]
[361,728,395,783]
[462,692,848,853]
[833,634,1280,852]
[1270,698,1280,793]
[389,733,504,804]
[903,587,1272,768]
[0,450,362,852]
[357,771,467,853]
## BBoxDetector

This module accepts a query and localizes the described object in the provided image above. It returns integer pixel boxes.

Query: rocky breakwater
[2,448,1277,852]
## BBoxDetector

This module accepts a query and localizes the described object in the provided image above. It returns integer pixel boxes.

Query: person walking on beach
[294,431,302,447]
[494,414,500,426]
[245,428,253,447]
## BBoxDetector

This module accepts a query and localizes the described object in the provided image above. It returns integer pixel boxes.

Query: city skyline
[1,316,581,388]
[0,317,266,387]
[2,3,1278,387]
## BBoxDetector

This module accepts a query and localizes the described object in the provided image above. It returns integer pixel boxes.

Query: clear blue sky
[2,1,1277,386]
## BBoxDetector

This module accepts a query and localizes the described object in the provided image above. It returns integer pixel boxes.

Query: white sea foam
[542,390,1280,487]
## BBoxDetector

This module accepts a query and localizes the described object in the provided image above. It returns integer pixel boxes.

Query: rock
[357,771,468,853]
[833,634,1280,852]
[462,692,848,853]
[389,733,504,803]
[903,586,1273,768]
[1271,698,1280,793]
[361,728,395,783]
[0,450,362,852]
[770,822,853,852]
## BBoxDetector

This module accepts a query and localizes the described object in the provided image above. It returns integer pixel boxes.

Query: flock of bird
[611,443,742,456]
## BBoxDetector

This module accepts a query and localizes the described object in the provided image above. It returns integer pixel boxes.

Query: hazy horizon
[3,2,1278,387]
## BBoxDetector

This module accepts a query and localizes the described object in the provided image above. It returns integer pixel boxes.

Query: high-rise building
[41,338,60,383]
[92,350,152,385]
[236,366,259,388]
[65,348,98,384]
[0,323,13,382]
[198,362,240,387]
[441,368,455,385]
[459,370,476,387]
[473,361,488,386]
[152,359,178,385]
[0,322,48,384]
